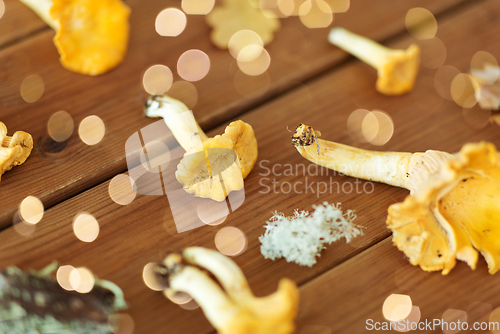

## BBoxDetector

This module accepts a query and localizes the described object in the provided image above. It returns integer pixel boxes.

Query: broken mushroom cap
[0,122,33,180]
[176,135,245,202]
[176,120,258,202]
[152,247,299,334]
[293,124,500,274]
[389,142,500,274]
[145,95,258,201]
[328,27,420,95]
[222,120,258,179]
[20,0,131,75]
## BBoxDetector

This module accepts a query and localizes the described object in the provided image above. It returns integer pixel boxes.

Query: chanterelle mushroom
[293,124,500,274]
[151,247,300,334]
[0,122,33,182]
[19,0,131,75]
[328,27,420,95]
[145,95,258,201]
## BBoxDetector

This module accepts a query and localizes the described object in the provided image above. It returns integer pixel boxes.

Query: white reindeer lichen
[259,202,363,267]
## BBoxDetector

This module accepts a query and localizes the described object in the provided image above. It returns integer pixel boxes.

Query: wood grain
[0,0,467,228]
[0,0,47,48]
[296,238,500,333]
[1,1,499,333]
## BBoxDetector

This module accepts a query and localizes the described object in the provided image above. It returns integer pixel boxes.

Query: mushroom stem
[328,27,420,95]
[182,247,254,301]
[293,124,455,192]
[145,95,208,152]
[295,134,415,189]
[168,265,240,330]
[157,248,299,334]
[328,27,391,69]
[19,0,58,29]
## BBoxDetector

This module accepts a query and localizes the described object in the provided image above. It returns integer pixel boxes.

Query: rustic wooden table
[1,0,500,333]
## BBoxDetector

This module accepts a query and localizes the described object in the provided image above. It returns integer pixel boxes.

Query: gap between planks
[0,0,480,234]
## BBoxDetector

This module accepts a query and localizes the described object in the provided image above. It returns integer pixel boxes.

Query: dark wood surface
[1,0,500,333]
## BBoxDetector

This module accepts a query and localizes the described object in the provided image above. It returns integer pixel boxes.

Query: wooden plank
[0,1,499,333]
[0,0,467,228]
[0,0,47,48]
[295,238,500,333]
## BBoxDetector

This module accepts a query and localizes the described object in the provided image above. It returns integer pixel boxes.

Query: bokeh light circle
[79,115,105,145]
[179,299,200,310]
[47,111,74,142]
[164,290,193,305]
[13,211,36,237]
[142,262,165,291]
[237,47,271,76]
[143,65,173,95]
[434,65,460,101]
[57,265,76,291]
[441,309,467,334]
[155,8,187,37]
[109,174,136,205]
[347,109,371,143]
[405,7,437,40]
[360,110,394,146]
[382,294,413,322]
[393,306,421,333]
[299,0,333,28]
[20,74,44,103]
[177,50,211,82]
[182,0,215,15]
[70,267,95,293]
[228,30,264,60]
[197,201,228,226]
[73,212,100,243]
[489,308,500,334]
[214,226,248,256]
[470,51,499,84]
[418,37,446,69]
[0,1,5,19]
[451,73,478,108]
[108,314,135,334]
[19,196,44,225]
[167,81,198,109]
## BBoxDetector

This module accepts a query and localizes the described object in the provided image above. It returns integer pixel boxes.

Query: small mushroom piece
[328,27,420,95]
[152,247,300,334]
[19,0,131,75]
[145,95,258,201]
[0,122,33,181]
[470,64,500,110]
[293,124,500,274]
[206,0,280,49]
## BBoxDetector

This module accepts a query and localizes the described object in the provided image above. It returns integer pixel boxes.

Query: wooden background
[1,0,500,333]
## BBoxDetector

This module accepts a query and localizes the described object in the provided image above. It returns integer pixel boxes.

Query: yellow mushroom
[0,122,33,181]
[19,0,130,75]
[145,95,258,201]
[328,27,420,95]
[293,124,500,274]
[151,247,299,334]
